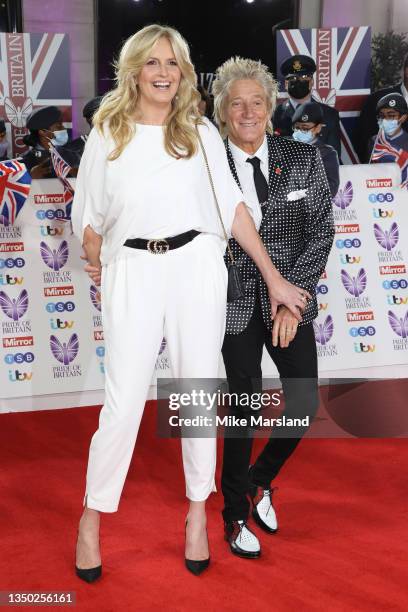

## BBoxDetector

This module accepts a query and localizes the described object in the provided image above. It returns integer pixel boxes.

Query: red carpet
[0,401,407,611]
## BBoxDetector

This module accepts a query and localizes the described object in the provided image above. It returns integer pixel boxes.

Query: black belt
[124,230,201,254]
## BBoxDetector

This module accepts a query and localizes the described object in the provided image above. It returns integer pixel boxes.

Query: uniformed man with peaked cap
[273,54,342,158]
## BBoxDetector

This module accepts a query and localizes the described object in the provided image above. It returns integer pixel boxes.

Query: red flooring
[0,401,407,611]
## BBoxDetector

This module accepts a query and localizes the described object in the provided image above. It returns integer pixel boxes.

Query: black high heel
[185,519,210,576]
[75,529,102,583]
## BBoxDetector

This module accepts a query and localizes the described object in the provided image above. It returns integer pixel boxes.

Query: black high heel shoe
[185,519,210,576]
[75,530,102,583]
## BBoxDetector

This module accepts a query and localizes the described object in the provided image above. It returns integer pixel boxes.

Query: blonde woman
[72,25,309,582]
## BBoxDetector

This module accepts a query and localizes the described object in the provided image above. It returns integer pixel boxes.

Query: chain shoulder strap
[195,126,235,265]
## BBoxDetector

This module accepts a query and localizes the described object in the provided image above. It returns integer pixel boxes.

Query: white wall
[22,0,96,137]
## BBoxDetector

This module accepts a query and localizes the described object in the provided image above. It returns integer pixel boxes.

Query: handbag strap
[195,126,235,265]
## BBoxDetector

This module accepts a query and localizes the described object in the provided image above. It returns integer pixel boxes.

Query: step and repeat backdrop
[0,164,407,401]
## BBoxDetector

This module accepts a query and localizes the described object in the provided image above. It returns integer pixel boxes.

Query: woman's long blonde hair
[93,24,202,160]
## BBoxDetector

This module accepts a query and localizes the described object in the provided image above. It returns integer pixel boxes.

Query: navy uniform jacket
[354,83,408,162]
[314,139,340,197]
[20,147,56,177]
[273,97,342,158]
[224,132,335,335]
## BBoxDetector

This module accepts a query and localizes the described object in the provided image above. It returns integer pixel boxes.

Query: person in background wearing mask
[64,96,104,168]
[368,93,408,162]
[273,54,341,159]
[292,102,340,197]
[354,53,408,162]
[20,106,69,178]
[0,119,10,161]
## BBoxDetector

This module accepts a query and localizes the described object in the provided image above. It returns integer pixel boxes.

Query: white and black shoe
[224,520,261,559]
[248,484,278,534]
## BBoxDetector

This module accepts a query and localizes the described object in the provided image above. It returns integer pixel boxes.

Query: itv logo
[372,208,394,219]
[387,295,408,305]
[40,225,65,237]
[8,369,33,381]
[0,273,24,285]
[50,318,74,330]
[354,343,376,353]
[339,254,361,264]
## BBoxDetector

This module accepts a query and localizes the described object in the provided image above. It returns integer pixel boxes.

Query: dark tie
[246,156,268,213]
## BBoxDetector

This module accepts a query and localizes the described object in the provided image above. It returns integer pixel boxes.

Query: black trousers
[221,298,319,522]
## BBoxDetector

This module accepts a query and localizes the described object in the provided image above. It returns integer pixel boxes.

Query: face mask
[293,129,314,144]
[288,80,310,100]
[50,129,69,146]
[378,118,399,136]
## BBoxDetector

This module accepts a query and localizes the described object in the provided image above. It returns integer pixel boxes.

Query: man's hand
[272,306,299,348]
[268,275,311,321]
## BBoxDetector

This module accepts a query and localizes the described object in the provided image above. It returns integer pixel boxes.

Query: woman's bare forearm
[82,225,102,268]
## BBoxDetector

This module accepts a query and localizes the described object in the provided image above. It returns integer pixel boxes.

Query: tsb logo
[46,301,75,313]
[316,284,328,295]
[36,209,67,221]
[336,238,361,249]
[4,352,35,364]
[0,257,25,269]
[382,279,408,290]
[368,193,394,203]
[349,326,376,337]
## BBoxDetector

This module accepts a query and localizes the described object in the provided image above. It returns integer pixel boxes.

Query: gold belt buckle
[147,238,170,254]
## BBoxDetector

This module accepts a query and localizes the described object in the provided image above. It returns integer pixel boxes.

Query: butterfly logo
[50,333,79,365]
[40,240,69,271]
[388,311,408,339]
[341,268,367,297]
[374,222,399,251]
[313,315,334,345]
[4,97,33,128]
[0,289,29,321]
[159,337,167,355]
[90,285,101,311]
[333,181,353,209]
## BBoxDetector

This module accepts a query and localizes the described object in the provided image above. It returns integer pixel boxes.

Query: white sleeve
[199,119,244,239]
[71,127,110,243]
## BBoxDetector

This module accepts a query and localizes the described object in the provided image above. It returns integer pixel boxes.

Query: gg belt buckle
[147,238,170,254]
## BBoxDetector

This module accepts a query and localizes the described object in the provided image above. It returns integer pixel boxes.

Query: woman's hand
[81,225,103,285]
[272,306,299,348]
[267,275,311,321]
[80,252,102,286]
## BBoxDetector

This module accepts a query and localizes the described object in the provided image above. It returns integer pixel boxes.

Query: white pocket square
[287,189,307,201]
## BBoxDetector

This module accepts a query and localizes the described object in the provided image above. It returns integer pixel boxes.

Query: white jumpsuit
[71,118,256,512]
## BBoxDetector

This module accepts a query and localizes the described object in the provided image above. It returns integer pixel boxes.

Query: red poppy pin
[275,164,282,175]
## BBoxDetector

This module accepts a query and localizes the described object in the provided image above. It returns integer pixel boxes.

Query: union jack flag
[371,130,408,189]
[277,27,371,164]
[0,159,32,225]
[0,33,71,158]
[49,144,74,219]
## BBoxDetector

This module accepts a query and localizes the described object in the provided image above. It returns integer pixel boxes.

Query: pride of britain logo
[341,268,371,309]
[332,181,356,221]
[40,240,72,284]
[374,222,403,264]
[313,315,337,357]
[50,333,82,378]
[388,310,408,351]
[0,288,31,336]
